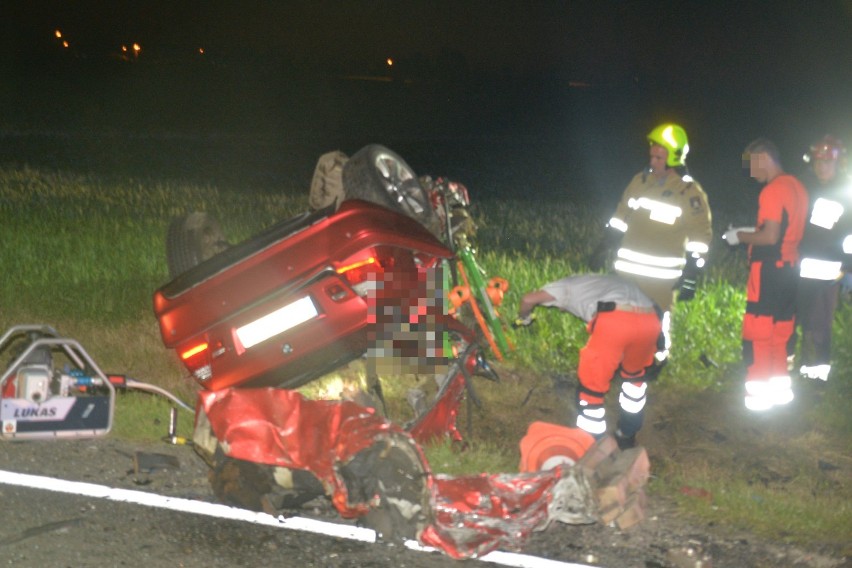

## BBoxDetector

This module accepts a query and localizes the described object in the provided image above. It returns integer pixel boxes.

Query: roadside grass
[654,455,852,545]
[424,437,518,476]
[0,166,307,324]
[111,391,195,442]
[2,166,850,549]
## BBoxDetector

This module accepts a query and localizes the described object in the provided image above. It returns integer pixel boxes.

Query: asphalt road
[1,438,605,568]
[1,435,846,568]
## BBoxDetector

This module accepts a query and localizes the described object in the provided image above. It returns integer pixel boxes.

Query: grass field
[1,165,849,547]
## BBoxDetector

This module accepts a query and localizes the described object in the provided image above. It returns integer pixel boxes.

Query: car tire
[165,212,230,280]
[339,433,432,542]
[342,144,441,236]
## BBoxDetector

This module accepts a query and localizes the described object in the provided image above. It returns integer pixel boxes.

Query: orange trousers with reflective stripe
[743,261,798,381]
[577,310,660,405]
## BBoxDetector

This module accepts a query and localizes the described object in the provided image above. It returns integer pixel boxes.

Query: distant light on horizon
[120,43,142,61]
[386,58,393,67]
[198,48,205,55]
[53,29,71,50]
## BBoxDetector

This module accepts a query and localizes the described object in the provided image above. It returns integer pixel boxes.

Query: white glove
[722,226,756,246]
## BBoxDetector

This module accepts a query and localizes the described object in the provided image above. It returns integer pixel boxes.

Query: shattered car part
[193,387,434,541]
[194,383,637,559]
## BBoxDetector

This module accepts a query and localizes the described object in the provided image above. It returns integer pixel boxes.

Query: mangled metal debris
[194,387,652,559]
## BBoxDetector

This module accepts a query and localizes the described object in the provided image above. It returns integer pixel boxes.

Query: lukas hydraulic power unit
[0,325,116,439]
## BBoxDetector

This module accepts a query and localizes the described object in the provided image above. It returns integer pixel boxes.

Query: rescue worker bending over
[590,123,712,374]
[516,274,661,450]
[794,136,852,382]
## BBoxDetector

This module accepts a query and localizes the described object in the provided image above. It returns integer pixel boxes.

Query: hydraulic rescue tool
[0,324,117,439]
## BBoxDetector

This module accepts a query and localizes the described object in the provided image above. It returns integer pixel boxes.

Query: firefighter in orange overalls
[515,274,661,449]
[590,124,712,376]
[724,139,809,411]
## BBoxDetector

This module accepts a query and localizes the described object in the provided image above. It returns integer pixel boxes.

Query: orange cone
[519,421,595,472]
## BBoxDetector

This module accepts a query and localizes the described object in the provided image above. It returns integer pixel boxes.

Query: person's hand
[512,313,536,328]
[722,225,755,246]
[722,227,741,246]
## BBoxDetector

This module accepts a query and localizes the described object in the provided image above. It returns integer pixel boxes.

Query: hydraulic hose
[124,379,194,412]
[103,375,193,412]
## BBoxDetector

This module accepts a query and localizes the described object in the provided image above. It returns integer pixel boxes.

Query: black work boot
[614,429,636,450]
[615,406,644,450]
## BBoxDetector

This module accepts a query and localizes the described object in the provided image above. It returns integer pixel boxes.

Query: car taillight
[180,340,212,382]
[336,249,394,297]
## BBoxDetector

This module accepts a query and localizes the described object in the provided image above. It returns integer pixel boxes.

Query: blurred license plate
[235,296,318,349]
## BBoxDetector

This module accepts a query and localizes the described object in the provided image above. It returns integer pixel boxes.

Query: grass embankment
[0,166,305,439]
[1,166,849,547]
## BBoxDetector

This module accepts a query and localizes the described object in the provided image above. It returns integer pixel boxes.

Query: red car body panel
[153,200,455,391]
[199,383,586,559]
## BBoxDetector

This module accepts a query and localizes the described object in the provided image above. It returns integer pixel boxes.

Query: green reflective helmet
[648,123,689,167]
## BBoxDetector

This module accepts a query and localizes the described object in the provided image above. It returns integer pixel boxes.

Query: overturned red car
[154,198,457,392]
[153,145,628,559]
[154,145,462,392]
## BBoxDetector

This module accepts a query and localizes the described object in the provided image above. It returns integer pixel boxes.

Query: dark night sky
[1,1,851,205]
[5,1,851,80]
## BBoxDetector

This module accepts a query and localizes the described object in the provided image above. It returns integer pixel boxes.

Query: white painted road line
[0,469,597,568]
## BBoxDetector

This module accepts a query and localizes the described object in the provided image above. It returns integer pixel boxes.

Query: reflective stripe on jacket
[609,170,712,281]
[799,180,852,279]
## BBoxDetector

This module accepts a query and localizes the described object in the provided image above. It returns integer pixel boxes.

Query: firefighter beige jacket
[609,170,712,310]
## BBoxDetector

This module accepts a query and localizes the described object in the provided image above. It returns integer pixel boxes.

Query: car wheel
[165,212,230,280]
[342,144,441,236]
[339,433,432,542]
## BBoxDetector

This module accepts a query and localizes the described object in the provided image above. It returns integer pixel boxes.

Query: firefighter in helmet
[590,123,713,374]
[793,135,852,382]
